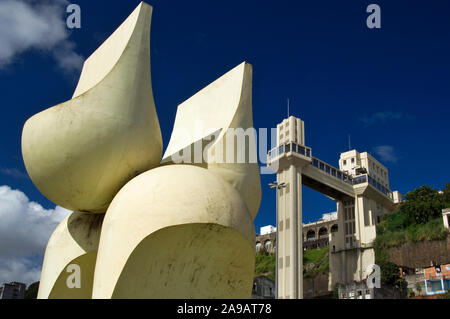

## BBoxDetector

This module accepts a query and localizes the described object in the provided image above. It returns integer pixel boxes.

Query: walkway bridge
[267,141,394,202]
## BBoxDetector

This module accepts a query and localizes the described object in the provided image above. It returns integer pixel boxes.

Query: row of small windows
[255,241,273,252]
[340,289,372,299]
[311,158,353,185]
[372,162,387,180]
[345,221,356,235]
[268,143,311,159]
[257,225,338,249]
[342,158,355,166]
[343,200,354,207]
[344,207,355,221]
[345,236,356,248]
[352,175,391,196]
[342,158,388,183]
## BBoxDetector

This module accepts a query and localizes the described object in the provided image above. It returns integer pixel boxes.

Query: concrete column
[289,164,297,299]
[296,167,303,299]
[277,164,302,299]
[277,169,287,298]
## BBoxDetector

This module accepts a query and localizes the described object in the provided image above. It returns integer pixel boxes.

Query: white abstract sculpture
[23,2,261,299]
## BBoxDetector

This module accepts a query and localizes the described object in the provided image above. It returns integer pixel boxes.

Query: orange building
[424,264,450,295]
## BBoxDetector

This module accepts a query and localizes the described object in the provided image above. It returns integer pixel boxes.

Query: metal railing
[267,144,393,199]
[267,142,312,161]
[309,156,353,186]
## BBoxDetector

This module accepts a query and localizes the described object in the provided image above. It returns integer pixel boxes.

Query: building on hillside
[256,229,276,254]
[304,212,338,250]
[338,282,373,299]
[0,282,26,299]
[252,276,275,299]
[256,212,339,254]
[329,149,402,288]
[424,263,450,295]
[260,225,276,236]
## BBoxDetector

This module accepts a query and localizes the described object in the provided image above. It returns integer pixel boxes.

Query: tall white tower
[267,116,311,299]
[268,115,402,298]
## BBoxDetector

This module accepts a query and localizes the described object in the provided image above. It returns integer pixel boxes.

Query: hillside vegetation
[303,247,329,278]
[254,247,329,281]
[255,252,276,281]
[374,183,450,286]
[375,184,449,249]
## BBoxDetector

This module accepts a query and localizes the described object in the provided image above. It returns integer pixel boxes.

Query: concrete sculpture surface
[38,212,104,299]
[22,2,162,213]
[93,165,255,298]
[162,62,261,219]
[22,2,261,299]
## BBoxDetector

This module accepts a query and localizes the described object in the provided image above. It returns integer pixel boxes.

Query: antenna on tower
[287,98,290,118]
[348,134,351,150]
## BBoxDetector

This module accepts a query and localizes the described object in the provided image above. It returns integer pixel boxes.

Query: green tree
[24,281,39,299]
[332,283,340,299]
[443,183,450,207]
[398,185,444,225]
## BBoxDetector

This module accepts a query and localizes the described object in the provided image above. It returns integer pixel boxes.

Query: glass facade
[298,146,305,155]
[313,158,319,167]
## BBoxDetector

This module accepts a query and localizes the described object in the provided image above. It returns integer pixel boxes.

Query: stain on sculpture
[93,165,255,298]
[24,2,261,299]
[38,212,104,299]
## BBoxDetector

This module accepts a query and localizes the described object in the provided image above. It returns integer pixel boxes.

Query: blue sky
[1,0,449,263]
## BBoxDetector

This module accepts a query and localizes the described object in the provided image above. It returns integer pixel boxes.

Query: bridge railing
[309,158,393,199]
[267,144,393,200]
[309,156,354,186]
[267,142,312,162]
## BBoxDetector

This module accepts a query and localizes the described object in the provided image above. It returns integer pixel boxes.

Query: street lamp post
[268,181,286,299]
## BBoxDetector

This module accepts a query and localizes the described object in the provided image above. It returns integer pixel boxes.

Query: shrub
[398,185,444,225]
[254,252,275,281]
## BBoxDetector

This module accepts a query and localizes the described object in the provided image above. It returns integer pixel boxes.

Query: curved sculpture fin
[162,62,262,219]
[22,2,162,213]
[73,2,145,98]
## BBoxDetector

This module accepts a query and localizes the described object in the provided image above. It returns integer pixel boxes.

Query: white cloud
[0,168,28,179]
[359,111,404,127]
[0,185,70,285]
[0,258,42,286]
[373,145,399,164]
[0,0,83,73]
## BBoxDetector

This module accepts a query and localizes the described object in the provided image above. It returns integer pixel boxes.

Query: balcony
[353,174,393,199]
[267,142,312,162]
